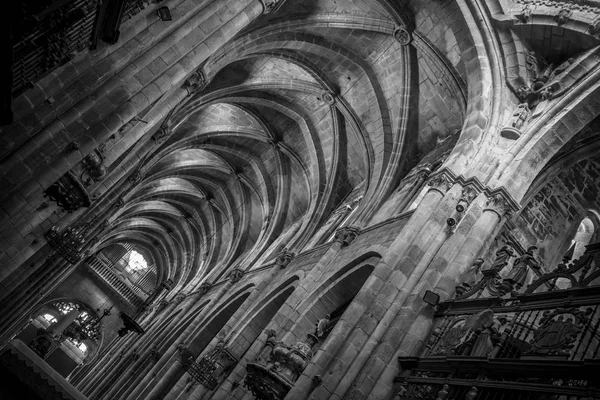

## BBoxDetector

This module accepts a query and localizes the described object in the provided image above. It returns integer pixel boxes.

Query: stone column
[360,192,513,400]
[325,184,465,400]
[176,260,289,400]
[130,281,234,400]
[48,309,81,338]
[284,172,456,400]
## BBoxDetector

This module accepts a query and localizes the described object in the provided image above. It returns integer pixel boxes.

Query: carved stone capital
[393,26,411,45]
[259,0,282,13]
[275,249,295,268]
[427,173,453,194]
[229,268,245,283]
[334,226,360,247]
[484,193,511,219]
[460,185,479,205]
[183,69,207,96]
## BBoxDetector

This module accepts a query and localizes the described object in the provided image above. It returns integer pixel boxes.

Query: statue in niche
[510,103,530,130]
[436,384,449,400]
[465,387,479,400]
[490,245,515,273]
[470,315,507,357]
[500,246,540,294]
[315,314,331,338]
[455,258,484,296]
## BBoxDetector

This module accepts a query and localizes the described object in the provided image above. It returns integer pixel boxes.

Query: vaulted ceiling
[93,0,469,290]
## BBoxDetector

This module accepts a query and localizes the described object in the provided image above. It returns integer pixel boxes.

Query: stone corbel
[153,126,172,144]
[275,249,295,268]
[514,5,531,24]
[229,268,245,283]
[199,281,212,295]
[127,170,143,186]
[183,69,207,96]
[334,226,360,247]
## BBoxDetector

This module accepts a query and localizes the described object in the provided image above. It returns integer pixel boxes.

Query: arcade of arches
[1,0,600,399]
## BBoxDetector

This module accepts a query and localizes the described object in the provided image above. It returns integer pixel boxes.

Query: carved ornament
[393,26,412,45]
[127,171,143,186]
[427,173,453,194]
[259,0,282,13]
[80,148,107,186]
[514,5,531,23]
[229,268,245,283]
[484,193,511,218]
[153,126,172,144]
[526,307,592,356]
[554,8,572,25]
[183,69,207,96]
[334,226,360,247]
[44,171,92,213]
[460,185,479,206]
[275,249,295,268]
[199,282,212,295]
[113,197,125,209]
[173,293,186,304]
[321,91,336,106]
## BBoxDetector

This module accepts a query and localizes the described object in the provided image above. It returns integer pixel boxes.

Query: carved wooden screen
[396,243,600,399]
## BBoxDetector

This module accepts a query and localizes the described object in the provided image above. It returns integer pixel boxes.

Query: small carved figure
[456,258,484,296]
[501,246,540,294]
[436,384,450,400]
[551,58,574,79]
[555,8,571,26]
[490,245,515,272]
[465,386,479,400]
[515,5,531,24]
[510,103,530,130]
[315,314,331,338]
[394,384,408,400]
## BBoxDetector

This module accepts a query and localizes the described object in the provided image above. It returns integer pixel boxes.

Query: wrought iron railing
[396,243,600,399]
[180,341,238,391]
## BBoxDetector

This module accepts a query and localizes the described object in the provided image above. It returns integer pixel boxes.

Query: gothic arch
[283,253,380,343]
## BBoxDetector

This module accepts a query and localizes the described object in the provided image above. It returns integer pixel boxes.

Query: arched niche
[16,299,104,378]
[187,290,252,356]
[146,289,252,400]
[188,277,299,399]
[284,254,379,347]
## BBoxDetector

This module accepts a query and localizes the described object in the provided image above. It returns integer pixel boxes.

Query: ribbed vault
[95,0,467,290]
